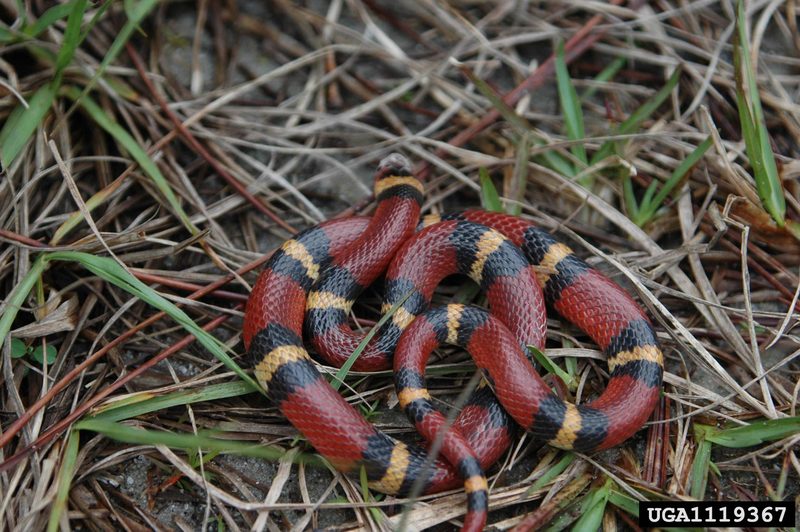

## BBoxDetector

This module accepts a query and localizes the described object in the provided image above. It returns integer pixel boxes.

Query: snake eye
[376,153,412,179]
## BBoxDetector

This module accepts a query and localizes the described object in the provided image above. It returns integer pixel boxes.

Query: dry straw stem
[1,1,799,531]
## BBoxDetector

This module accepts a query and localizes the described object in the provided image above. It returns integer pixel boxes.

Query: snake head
[376,153,412,180]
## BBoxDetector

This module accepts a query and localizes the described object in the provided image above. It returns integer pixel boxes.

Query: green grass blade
[537,146,577,179]
[74,419,323,466]
[69,0,159,106]
[0,25,14,43]
[63,87,198,235]
[360,466,385,524]
[738,0,768,135]
[47,428,80,532]
[754,125,783,224]
[24,2,75,37]
[529,452,575,492]
[735,83,759,168]
[644,135,713,212]
[635,135,713,226]
[581,56,626,101]
[616,67,682,137]
[90,382,254,423]
[639,180,658,209]
[331,290,413,390]
[53,0,87,84]
[0,0,90,168]
[545,484,606,532]
[479,167,503,212]
[0,255,49,348]
[564,354,578,383]
[608,489,639,517]
[622,170,640,220]
[700,417,800,448]
[46,251,258,390]
[690,425,713,498]
[734,0,785,226]
[78,2,113,45]
[0,84,56,167]
[528,345,573,387]
[572,482,610,531]
[555,41,587,167]
[591,68,682,165]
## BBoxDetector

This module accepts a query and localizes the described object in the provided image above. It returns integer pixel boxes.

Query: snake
[242,153,663,531]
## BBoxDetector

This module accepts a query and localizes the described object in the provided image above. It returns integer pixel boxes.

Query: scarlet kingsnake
[243,153,663,531]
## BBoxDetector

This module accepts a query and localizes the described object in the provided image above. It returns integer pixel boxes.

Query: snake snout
[376,152,412,178]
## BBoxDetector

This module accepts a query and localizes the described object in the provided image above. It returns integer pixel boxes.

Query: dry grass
[1,1,799,530]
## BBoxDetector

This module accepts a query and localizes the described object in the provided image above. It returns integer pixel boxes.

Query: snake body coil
[243,154,663,531]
